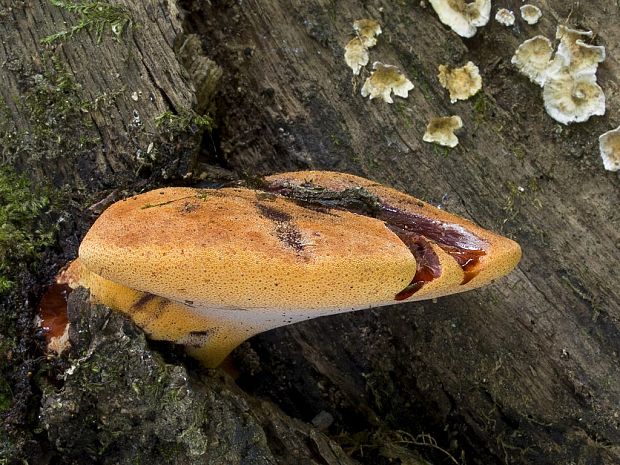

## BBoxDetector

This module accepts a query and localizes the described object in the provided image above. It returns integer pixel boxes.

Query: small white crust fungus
[429,0,491,38]
[511,36,559,87]
[344,19,382,75]
[438,61,482,103]
[555,26,605,75]
[361,62,414,103]
[344,37,369,75]
[423,116,463,148]
[353,19,382,47]
[543,70,605,125]
[520,5,542,25]
[598,126,620,171]
[495,8,515,26]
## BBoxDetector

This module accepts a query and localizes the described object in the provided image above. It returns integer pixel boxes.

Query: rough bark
[1,0,620,464]
[38,289,358,465]
[184,1,620,464]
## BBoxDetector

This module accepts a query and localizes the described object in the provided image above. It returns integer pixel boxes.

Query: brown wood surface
[1,0,619,464]
[186,1,620,463]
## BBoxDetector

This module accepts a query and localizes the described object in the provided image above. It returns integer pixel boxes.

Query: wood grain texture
[0,0,196,190]
[2,0,619,463]
[182,0,620,463]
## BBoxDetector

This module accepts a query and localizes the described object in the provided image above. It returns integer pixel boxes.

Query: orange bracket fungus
[59,171,521,367]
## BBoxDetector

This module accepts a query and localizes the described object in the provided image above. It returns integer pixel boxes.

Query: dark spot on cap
[256,203,305,253]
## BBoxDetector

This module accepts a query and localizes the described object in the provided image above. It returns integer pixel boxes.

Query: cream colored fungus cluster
[512,25,606,125]
[342,3,614,163]
[511,23,616,170]
[344,19,414,104]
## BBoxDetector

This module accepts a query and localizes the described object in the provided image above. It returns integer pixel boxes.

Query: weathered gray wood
[0,0,197,190]
[184,1,620,463]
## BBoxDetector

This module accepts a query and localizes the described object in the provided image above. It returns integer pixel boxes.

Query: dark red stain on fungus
[387,227,441,301]
[377,204,487,289]
[264,180,488,298]
[38,283,72,343]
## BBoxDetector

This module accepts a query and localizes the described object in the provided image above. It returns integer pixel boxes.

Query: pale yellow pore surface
[79,187,416,313]
[62,259,273,367]
[264,171,522,300]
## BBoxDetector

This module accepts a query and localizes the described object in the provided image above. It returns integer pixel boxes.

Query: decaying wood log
[1,0,619,464]
[184,1,620,464]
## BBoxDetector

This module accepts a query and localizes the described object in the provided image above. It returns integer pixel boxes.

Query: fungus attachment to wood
[59,171,521,367]
[361,62,414,103]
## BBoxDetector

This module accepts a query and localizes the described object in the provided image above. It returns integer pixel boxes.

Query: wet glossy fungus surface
[264,181,488,298]
[38,283,72,342]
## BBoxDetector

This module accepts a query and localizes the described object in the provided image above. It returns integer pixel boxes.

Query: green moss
[154,109,214,135]
[0,53,102,173]
[472,92,488,128]
[0,168,56,293]
[42,0,133,44]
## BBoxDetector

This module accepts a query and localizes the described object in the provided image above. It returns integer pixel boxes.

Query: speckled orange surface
[71,171,521,367]
[265,171,522,301]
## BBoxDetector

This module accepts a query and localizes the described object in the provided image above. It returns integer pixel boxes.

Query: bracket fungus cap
[555,28,606,75]
[599,126,620,171]
[543,70,605,125]
[344,19,382,75]
[511,36,559,87]
[429,0,491,38]
[520,5,542,25]
[71,172,521,367]
[438,61,482,103]
[344,37,369,75]
[495,9,515,27]
[423,115,463,148]
[353,19,382,47]
[361,62,414,103]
